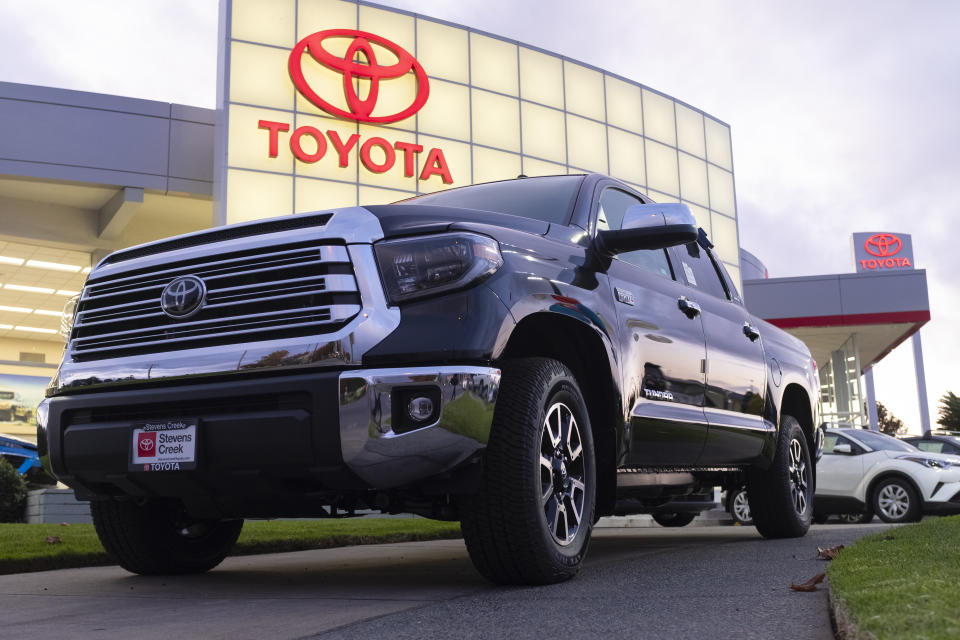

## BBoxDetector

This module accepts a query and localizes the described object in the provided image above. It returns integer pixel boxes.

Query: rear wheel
[871,478,921,523]
[652,512,697,527]
[746,415,813,538]
[91,499,242,575]
[460,358,596,585]
[727,487,753,525]
[839,512,873,524]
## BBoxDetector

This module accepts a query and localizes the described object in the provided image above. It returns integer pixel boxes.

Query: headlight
[899,455,953,470]
[58,294,80,339]
[374,232,503,304]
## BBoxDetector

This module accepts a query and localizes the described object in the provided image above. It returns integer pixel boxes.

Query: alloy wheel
[540,402,586,546]
[733,490,751,523]
[787,438,809,515]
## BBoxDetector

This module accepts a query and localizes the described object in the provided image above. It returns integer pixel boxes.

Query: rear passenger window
[676,241,728,300]
[597,188,672,279]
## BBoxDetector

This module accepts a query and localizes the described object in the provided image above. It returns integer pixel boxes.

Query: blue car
[0,434,41,475]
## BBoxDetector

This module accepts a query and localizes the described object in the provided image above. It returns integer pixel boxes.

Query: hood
[364,203,551,239]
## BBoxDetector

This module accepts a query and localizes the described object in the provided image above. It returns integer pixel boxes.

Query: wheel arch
[779,383,816,464]
[498,311,621,517]
[866,471,923,508]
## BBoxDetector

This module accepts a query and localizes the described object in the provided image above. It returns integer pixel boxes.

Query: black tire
[91,499,243,575]
[652,512,697,527]
[746,415,812,538]
[871,477,921,523]
[838,512,873,524]
[726,486,753,525]
[812,512,829,525]
[460,357,596,585]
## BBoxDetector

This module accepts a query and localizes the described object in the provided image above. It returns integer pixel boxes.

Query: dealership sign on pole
[852,232,914,273]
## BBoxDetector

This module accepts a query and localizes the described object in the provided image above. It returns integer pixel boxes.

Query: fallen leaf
[59,522,71,527]
[45,536,62,545]
[817,545,845,560]
[790,573,825,592]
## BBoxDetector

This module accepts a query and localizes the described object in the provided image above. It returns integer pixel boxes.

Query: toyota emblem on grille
[161,275,206,319]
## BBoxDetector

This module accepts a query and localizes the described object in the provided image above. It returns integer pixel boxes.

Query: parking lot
[1,523,892,639]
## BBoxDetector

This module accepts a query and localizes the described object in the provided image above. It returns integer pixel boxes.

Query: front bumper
[40,365,499,517]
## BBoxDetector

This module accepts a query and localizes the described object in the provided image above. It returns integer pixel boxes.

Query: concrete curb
[829,588,874,640]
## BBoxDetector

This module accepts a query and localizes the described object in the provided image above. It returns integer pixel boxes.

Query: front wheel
[652,512,696,527]
[746,415,813,538]
[91,499,243,575]
[871,478,921,523]
[460,358,596,585]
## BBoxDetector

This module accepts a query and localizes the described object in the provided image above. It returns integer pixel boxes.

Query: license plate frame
[129,418,199,472]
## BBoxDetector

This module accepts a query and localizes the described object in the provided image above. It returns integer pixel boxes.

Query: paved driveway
[0,523,891,639]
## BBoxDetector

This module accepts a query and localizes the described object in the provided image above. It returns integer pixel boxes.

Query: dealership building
[0,0,931,443]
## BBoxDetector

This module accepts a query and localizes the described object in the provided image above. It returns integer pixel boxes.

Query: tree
[876,402,905,436]
[937,391,960,431]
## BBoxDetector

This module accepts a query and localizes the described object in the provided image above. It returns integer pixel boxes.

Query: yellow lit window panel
[678,154,709,207]
[357,124,419,191]
[229,105,294,174]
[705,117,733,169]
[230,42,294,111]
[605,76,643,134]
[676,104,705,158]
[644,139,679,196]
[292,31,355,116]
[297,0,357,39]
[522,156,566,177]
[473,147,521,184]
[292,112,359,182]
[683,201,711,236]
[521,102,565,163]
[642,89,676,146]
[359,6,414,53]
[295,178,357,213]
[566,115,607,174]
[645,190,674,204]
[472,90,521,152]
[724,263,742,292]
[232,0,295,48]
[519,48,563,108]
[564,62,604,121]
[707,164,736,215]
[418,80,470,141]
[607,127,645,186]
[226,169,293,224]
[359,185,415,206]
[416,19,469,83]
[418,136,470,193]
[710,213,739,264]
[470,34,519,96]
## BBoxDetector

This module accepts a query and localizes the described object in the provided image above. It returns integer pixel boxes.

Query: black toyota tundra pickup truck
[39,174,821,584]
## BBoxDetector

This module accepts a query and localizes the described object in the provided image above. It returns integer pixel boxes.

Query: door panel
[606,260,708,465]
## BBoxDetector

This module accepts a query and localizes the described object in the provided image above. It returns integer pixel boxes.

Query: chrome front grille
[71,239,362,361]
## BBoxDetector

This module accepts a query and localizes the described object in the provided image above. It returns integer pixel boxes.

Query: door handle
[743,322,761,342]
[677,296,701,319]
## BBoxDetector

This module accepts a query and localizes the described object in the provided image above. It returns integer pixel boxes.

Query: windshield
[849,430,917,452]
[396,175,584,225]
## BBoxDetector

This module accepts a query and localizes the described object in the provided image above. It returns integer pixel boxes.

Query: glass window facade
[221,0,742,280]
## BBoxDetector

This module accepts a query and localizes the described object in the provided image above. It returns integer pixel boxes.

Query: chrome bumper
[339,366,500,488]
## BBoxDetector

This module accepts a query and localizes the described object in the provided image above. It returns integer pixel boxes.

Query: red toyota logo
[138,433,156,458]
[289,29,429,124]
[864,233,902,257]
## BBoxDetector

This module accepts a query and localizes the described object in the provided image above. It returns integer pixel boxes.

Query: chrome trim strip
[339,366,500,488]
[702,407,776,432]
[630,399,707,425]
[53,208,400,392]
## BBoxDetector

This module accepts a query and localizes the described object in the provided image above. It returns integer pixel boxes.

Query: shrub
[0,458,28,523]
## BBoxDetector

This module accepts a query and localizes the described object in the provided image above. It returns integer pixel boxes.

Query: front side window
[596,188,672,279]
[675,240,729,300]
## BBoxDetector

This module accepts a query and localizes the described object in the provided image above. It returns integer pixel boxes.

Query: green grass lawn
[0,518,462,575]
[828,514,960,640]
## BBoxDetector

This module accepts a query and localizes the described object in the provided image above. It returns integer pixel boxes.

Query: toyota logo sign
[864,233,902,257]
[161,275,206,319]
[289,29,430,123]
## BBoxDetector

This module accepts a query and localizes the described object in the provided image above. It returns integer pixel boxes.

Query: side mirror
[833,443,853,455]
[596,202,699,256]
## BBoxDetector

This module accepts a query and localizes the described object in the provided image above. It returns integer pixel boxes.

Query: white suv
[814,428,960,524]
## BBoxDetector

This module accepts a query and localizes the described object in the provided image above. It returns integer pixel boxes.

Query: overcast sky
[1,0,957,432]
